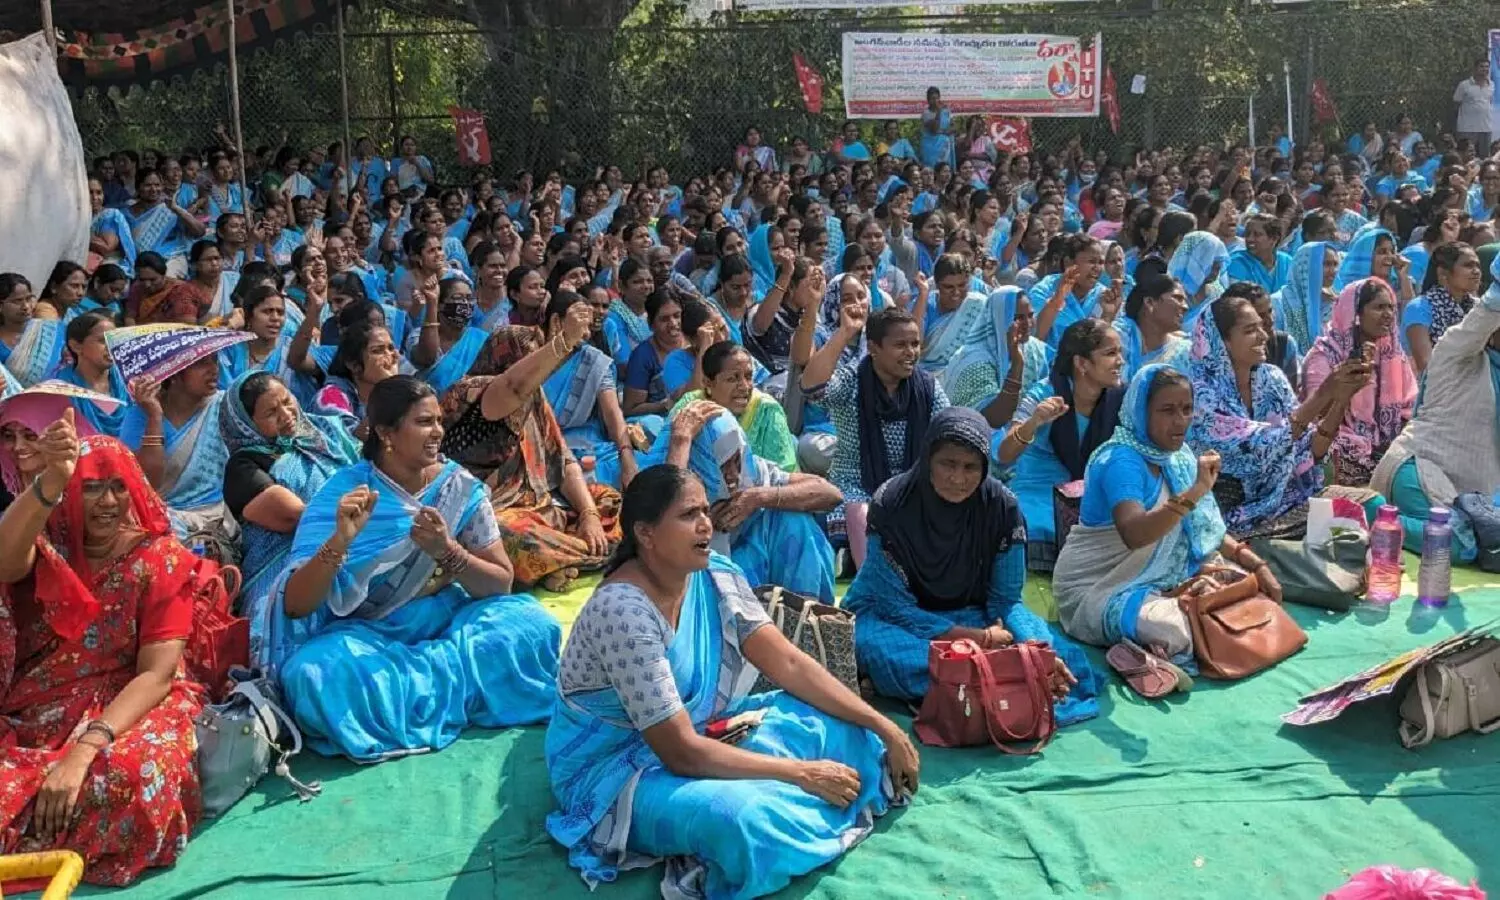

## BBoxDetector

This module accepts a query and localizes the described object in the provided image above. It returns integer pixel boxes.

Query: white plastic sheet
[0,32,89,290]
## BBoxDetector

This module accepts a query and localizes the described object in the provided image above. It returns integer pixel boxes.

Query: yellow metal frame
[0,851,85,899]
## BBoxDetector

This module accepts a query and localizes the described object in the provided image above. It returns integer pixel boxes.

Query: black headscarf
[855,355,935,494]
[867,407,1025,611]
[1047,372,1126,481]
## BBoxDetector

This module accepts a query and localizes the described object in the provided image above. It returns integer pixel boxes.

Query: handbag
[1176,565,1307,680]
[1454,493,1500,573]
[194,667,322,817]
[913,639,1057,755]
[751,585,857,694]
[185,560,250,701]
[1398,637,1500,748]
[1250,533,1367,612]
[1053,480,1085,555]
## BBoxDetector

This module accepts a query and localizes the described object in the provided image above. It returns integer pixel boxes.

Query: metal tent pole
[335,1,353,185]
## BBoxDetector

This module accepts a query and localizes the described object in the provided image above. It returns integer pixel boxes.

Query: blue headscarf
[1274,241,1332,351]
[1091,363,1225,565]
[1168,232,1229,329]
[746,224,777,299]
[1335,228,1395,292]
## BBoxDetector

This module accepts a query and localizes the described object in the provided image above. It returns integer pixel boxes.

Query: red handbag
[913,639,1058,755]
[184,559,250,701]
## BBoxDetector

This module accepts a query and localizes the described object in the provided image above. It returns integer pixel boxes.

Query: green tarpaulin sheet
[73,564,1500,899]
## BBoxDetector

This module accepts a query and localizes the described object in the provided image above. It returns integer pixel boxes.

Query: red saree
[0,438,206,886]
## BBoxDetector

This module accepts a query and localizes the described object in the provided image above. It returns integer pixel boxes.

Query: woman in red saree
[0,412,206,887]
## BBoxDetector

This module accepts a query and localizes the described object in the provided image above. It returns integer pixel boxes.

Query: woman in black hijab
[841,407,1100,724]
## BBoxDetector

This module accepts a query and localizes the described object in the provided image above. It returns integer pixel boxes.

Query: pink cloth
[1325,865,1485,900]
[0,392,99,492]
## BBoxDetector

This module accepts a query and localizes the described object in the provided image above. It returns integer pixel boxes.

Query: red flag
[1101,66,1121,134]
[792,53,824,115]
[1311,78,1339,125]
[449,107,491,166]
[985,117,1032,155]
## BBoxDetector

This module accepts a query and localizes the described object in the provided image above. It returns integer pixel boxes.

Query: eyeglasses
[81,478,128,499]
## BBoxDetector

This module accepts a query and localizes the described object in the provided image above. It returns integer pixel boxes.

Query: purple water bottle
[1365,505,1403,606]
[1416,507,1452,609]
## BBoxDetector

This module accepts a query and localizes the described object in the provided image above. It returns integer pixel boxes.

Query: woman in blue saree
[916,254,986,378]
[1166,231,1230,329]
[410,277,491,395]
[546,464,918,899]
[219,371,360,662]
[1271,241,1339,351]
[1114,273,1191,381]
[121,353,234,550]
[997,318,1126,571]
[919,88,955,168]
[126,169,203,277]
[89,177,137,277]
[845,407,1099,720]
[645,400,839,603]
[1335,228,1416,303]
[220,284,322,405]
[943,286,1054,425]
[274,376,562,761]
[54,312,128,436]
[1028,235,1107,346]
[1055,365,1281,675]
[604,258,655,377]
[543,291,641,489]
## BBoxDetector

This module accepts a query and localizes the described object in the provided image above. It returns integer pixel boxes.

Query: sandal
[1142,641,1194,694]
[1107,640,1178,699]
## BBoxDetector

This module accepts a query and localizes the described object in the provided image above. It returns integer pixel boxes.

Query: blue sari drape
[545,558,892,897]
[56,364,129,436]
[544,344,627,487]
[1027,274,1105,346]
[1272,241,1332,351]
[273,459,561,760]
[417,326,490,395]
[91,208,138,277]
[1,319,65,387]
[219,337,320,407]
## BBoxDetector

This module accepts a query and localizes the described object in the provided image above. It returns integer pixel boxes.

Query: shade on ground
[75,560,1500,899]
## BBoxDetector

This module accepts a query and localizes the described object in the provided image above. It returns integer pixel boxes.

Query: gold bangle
[139,435,165,448]
[580,507,602,521]
[315,542,346,567]
[1012,428,1035,446]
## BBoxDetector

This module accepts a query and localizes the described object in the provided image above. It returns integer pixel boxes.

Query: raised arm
[0,408,77,584]
[800,298,864,391]
[479,305,592,423]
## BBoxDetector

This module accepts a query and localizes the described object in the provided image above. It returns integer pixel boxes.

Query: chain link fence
[70,1,1500,183]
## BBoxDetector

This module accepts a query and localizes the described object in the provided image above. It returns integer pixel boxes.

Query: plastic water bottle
[1416,507,1453,609]
[1365,504,1404,606]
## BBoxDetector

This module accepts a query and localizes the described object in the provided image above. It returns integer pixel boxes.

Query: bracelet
[579,507,602,521]
[435,545,470,577]
[315,541,347,567]
[139,434,165,448]
[421,321,439,329]
[83,719,115,745]
[30,475,61,509]
[1012,429,1035,446]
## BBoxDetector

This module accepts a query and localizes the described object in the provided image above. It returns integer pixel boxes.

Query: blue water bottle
[1416,507,1452,609]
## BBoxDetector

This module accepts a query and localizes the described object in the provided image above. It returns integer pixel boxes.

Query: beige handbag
[1398,637,1500,748]
[751,585,858,694]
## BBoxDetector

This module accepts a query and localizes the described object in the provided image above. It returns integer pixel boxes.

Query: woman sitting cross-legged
[271,376,562,762]
[219,371,361,664]
[441,323,623,592]
[0,420,209,886]
[1054,365,1281,672]
[843,407,1100,724]
[545,464,920,900]
[647,399,840,603]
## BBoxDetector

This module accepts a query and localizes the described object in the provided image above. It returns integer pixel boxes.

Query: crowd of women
[2,101,1498,897]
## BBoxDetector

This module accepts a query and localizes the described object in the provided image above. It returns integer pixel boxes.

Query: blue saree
[127,203,187,261]
[1027,274,1105,346]
[417,326,490,395]
[1169,232,1230,329]
[1113,315,1191,382]
[220,370,361,658]
[1,319,65,387]
[844,534,1100,724]
[121,393,229,523]
[917,290,988,376]
[273,459,562,760]
[56,364,129,436]
[1335,228,1397,292]
[91,208,138,277]
[544,344,626,488]
[1272,242,1332,351]
[603,301,651,375]
[546,557,893,897]
[219,337,320,406]
[942,287,1054,410]
[642,408,835,603]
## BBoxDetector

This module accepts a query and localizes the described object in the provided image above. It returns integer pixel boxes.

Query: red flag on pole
[1101,66,1121,134]
[985,117,1033,155]
[449,107,491,166]
[1311,78,1339,125]
[792,53,824,115]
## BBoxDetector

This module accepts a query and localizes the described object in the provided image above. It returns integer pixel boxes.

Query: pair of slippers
[1106,639,1193,699]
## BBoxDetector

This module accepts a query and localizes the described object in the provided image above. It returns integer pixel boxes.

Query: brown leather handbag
[1177,566,1307,680]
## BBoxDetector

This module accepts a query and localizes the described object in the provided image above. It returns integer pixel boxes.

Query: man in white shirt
[1454,57,1495,154]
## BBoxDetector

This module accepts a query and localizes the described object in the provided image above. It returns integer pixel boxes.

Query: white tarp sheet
[0,32,89,290]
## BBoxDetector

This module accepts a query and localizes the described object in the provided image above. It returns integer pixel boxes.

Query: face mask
[440,295,477,329]
[1079,172,1098,186]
